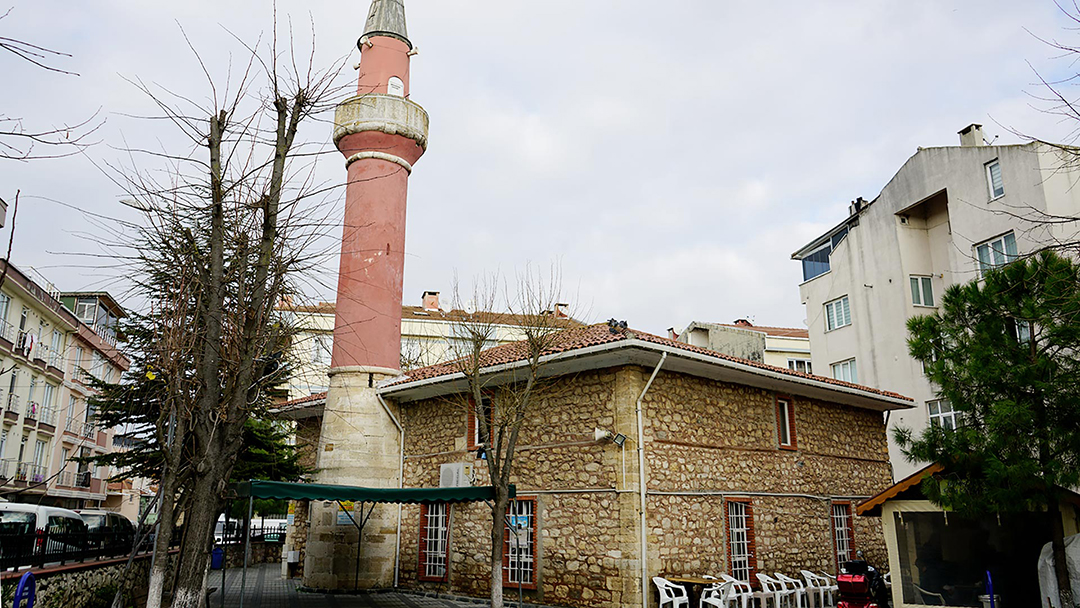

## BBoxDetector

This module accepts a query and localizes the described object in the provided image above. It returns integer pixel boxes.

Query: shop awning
[233,479,514,504]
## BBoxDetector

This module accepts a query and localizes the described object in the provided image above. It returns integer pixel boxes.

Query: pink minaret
[307,0,428,590]
[331,0,427,371]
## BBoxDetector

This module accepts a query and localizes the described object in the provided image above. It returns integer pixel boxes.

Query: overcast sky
[2,1,1077,335]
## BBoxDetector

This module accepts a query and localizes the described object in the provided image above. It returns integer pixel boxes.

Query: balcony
[65,417,79,434]
[37,405,57,428]
[0,320,15,344]
[5,393,19,415]
[75,470,92,488]
[82,422,96,439]
[24,400,39,421]
[15,462,46,484]
[57,469,74,487]
[0,458,12,480]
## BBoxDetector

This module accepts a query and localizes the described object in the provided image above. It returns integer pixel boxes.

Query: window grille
[727,500,753,582]
[504,499,536,587]
[419,503,450,581]
[832,503,854,569]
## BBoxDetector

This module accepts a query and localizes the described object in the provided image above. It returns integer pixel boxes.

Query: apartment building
[277,291,579,401]
[676,319,813,373]
[0,263,129,508]
[791,124,1080,480]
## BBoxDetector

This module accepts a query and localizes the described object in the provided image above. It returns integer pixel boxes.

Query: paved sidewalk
[213,563,557,608]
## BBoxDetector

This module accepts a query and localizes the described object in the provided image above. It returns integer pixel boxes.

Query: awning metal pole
[239,494,253,608]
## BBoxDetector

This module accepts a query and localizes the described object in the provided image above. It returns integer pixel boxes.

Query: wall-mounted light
[594,428,627,447]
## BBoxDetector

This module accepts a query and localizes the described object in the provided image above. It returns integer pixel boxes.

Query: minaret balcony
[333,93,429,151]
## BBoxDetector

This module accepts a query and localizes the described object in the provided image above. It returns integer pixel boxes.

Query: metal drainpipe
[377,394,405,587]
[637,353,666,608]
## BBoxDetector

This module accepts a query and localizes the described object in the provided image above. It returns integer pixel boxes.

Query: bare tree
[445,267,571,608]
[94,20,348,608]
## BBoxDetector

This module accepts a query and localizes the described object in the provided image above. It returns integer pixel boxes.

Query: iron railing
[0,459,12,479]
[65,417,79,434]
[5,393,19,415]
[24,401,38,420]
[0,527,171,572]
[14,462,46,483]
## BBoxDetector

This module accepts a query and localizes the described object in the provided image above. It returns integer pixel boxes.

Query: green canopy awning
[233,479,514,504]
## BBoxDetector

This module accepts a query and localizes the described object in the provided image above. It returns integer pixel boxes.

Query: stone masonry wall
[0,553,163,608]
[390,365,895,608]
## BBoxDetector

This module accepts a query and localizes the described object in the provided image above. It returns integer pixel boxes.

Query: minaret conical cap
[362,0,411,49]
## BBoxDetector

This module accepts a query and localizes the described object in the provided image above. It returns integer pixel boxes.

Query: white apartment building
[0,263,130,508]
[791,124,1080,481]
[676,319,813,373]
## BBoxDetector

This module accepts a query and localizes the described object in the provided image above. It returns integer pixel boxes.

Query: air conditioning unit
[439,462,474,488]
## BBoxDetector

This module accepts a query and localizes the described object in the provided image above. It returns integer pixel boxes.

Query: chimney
[422,291,440,311]
[554,302,570,319]
[958,123,984,147]
[667,327,678,340]
[734,319,752,327]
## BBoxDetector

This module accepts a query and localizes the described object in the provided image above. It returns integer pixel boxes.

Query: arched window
[387,76,405,97]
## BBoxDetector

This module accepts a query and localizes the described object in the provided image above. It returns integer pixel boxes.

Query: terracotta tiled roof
[280,302,582,329]
[277,391,328,411]
[383,324,912,402]
[717,323,809,339]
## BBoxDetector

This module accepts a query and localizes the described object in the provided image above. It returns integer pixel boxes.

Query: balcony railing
[57,470,74,487]
[65,417,79,434]
[15,462,46,484]
[0,459,12,479]
[0,320,15,343]
[24,401,39,420]
[75,470,92,488]
[82,422,96,439]
[5,393,19,415]
[48,351,62,369]
[38,404,57,426]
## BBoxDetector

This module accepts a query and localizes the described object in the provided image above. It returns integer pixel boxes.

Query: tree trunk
[1050,495,1074,608]
[146,465,178,608]
[171,470,225,608]
[490,494,508,608]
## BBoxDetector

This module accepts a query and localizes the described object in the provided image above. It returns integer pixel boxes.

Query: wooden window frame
[466,395,495,450]
[418,503,451,582]
[502,497,538,590]
[724,497,757,583]
[830,501,856,572]
[776,395,797,450]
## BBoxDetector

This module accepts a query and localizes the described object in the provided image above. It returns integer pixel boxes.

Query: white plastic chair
[719,574,755,608]
[818,572,839,604]
[755,573,794,608]
[701,581,734,608]
[799,570,830,608]
[653,577,690,608]
[776,573,810,608]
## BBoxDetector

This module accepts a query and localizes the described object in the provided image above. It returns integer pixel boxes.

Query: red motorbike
[837,557,891,608]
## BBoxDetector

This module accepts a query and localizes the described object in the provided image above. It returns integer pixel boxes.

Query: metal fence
[0,528,168,572]
[216,523,287,545]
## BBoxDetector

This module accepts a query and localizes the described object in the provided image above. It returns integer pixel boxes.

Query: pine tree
[900,250,1080,607]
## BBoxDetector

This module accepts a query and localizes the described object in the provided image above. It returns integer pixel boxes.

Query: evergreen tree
[900,250,1080,607]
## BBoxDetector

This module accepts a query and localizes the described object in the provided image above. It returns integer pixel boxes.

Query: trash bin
[211,547,225,570]
[978,594,1003,608]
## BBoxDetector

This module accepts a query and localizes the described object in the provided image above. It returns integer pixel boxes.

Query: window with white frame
[825,296,851,331]
[33,439,47,467]
[976,232,1018,277]
[910,276,935,307]
[986,159,1004,199]
[787,359,812,374]
[419,503,450,581]
[0,429,7,459]
[928,399,957,430]
[831,503,855,569]
[776,398,795,448]
[0,293,10,326]
[503,498,536,587]
[831,359,858,383]
[1012,319,1033,345]
[726,500,755,582]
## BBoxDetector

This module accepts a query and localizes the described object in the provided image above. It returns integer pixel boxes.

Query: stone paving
[213,563,559,608]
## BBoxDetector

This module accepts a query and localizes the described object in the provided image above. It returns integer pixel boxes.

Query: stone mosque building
[279,2,910,607]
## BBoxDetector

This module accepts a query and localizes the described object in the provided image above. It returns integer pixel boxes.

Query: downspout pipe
[637,353,666,608]
[378,394,405,588]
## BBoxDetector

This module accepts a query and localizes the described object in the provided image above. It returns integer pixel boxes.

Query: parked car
[0,503,88,564]
[76,509,136,554]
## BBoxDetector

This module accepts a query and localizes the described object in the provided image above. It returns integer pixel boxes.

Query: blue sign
[13,571,35,608]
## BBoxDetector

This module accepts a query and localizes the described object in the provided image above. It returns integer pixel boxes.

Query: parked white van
[0,502,88,564]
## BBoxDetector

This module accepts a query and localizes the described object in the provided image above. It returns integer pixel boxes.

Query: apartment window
[831,503,855,571]
[726,499,756,583]
[801,244,832,282]
[986,159,1004,199]
[419,503,451,582]
[928,399,957,431]
[311,335,330,365]
[66,396,76,426]
[73,346,84,373]
[825,296,851,331]
[42,383,54,408]
[33,439,47,467]
[1012,319,1033,345]
[19,307,27,331]
[910,276,935,307]
[787,359,812,374]
[776,397,796,449]
[74,300,96,324]
[832,359,858,383]
[503,498,537,588]
[0,293,10,326]
[467,396,494,450]
[0,429,7,458]
[976,232,1018,277]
